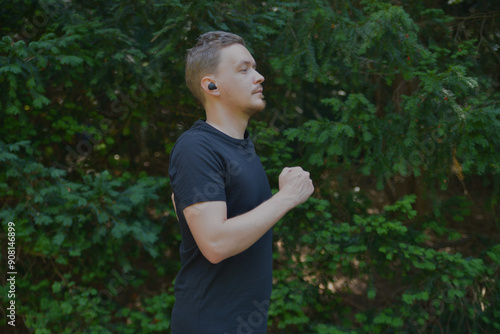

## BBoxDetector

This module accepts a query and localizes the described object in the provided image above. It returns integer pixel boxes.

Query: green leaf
[33,95,52,108]
[60,55,84,66]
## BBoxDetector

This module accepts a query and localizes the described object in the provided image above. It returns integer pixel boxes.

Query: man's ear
[201,76,219,96]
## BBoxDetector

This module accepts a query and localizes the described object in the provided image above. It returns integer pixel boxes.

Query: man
[168,31,314,333]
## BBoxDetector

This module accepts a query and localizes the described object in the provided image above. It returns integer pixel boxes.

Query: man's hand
[277,167,314,208]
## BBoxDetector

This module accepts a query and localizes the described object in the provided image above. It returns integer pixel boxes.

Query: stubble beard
[244,97,266,117]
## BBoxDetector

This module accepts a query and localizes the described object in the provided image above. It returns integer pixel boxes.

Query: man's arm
[182,166,314,264]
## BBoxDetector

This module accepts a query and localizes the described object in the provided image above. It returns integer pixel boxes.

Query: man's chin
[245,100,266,116]
[257,100,266,112]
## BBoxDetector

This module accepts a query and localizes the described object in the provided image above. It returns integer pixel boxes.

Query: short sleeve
[169,134,226,212]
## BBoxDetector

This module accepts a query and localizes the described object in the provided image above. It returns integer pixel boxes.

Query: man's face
[215,44,266,116]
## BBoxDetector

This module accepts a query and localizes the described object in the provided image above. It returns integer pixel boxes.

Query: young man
[168,31,314,333]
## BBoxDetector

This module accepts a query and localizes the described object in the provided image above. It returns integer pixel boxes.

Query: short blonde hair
[185,31,245,104]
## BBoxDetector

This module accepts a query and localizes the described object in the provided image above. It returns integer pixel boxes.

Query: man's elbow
[201,242,228,264]
[205,253,224,264]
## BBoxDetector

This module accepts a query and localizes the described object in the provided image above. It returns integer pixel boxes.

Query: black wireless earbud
[208,83,217,90]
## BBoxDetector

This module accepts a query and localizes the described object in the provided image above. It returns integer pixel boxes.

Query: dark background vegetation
[1,0,499,333]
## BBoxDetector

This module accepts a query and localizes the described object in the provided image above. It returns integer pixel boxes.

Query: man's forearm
[213,191,294,261]
[183,166,314,264]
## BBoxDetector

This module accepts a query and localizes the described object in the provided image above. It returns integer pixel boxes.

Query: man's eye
[241,68,247,72]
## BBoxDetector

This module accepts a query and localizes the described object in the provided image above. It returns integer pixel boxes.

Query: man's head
[186,31,246,104]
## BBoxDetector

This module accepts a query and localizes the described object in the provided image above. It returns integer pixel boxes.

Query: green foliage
[270,194,499,333]
[0,141,177,332]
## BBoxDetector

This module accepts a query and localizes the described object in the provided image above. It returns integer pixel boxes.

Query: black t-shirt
[168,120,273,334]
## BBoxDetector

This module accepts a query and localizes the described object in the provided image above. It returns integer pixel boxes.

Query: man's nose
[255,70,265,84]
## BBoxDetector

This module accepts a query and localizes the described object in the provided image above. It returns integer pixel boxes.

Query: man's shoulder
[172,123,214,153]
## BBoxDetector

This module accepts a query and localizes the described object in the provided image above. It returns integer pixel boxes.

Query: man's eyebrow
[237,60,257,68]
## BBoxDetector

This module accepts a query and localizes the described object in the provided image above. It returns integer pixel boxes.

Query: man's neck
[205,111,249,140]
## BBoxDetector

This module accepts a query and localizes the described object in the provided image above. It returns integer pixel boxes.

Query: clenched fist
[278,166,314,208]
